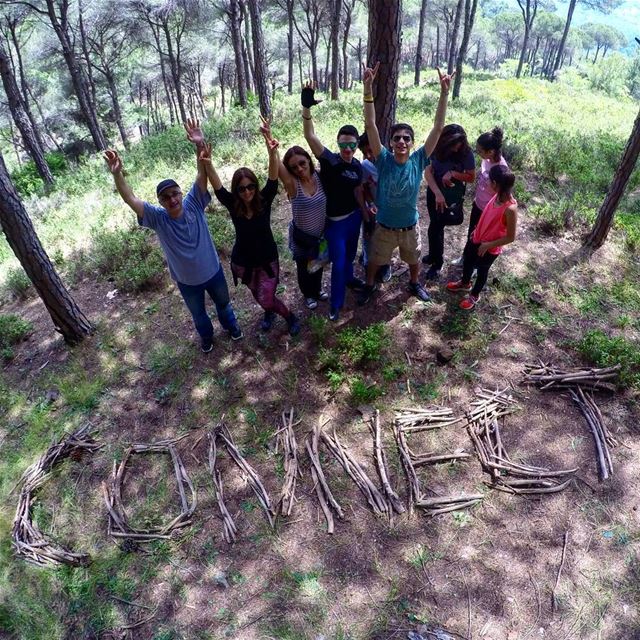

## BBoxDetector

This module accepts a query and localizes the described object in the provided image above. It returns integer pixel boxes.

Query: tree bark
[452,0,478,99]
[368,0,402,145]
[516,0,537,78]
[329,0,341,99]
[241,1,255,91]
[447,0,464,74]
[550,0,576,80]
[246,0,271,117]
[0,152,93,344]
[0,39,53,184]
[104,72,129,148]
[228,0,248,107]
[160,15,187,122]
[341,0,356,90]
[414,0,428,86]
[584,106,640,251]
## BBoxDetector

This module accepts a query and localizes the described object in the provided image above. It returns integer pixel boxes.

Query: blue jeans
[325,210,361,310]
[176,268,238,339]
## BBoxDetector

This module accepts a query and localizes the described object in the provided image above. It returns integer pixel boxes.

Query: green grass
[0,313,33,359]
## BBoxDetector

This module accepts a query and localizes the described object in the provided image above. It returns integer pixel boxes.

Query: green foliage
[0,314,32,359]
[349,376,383,404]
[576,329,640,389]
[588,53,631,98]
[308,315,329,344]
[10,152,67,196]
[336,323,389,365]
[91,225,165,291]
[3,266,32,300]
[205,207,235,255]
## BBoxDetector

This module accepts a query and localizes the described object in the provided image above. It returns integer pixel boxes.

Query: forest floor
[1,176,640,639]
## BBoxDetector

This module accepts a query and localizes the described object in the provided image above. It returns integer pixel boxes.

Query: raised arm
[259,115,281,182]
[183,118,207,193]
[198,143,223,192]
[363,62,382,159]
[104,150,144,221]
[301,82,325,158]
[423,69,454,157]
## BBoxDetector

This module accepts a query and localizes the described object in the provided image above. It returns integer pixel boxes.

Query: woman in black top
[200,127,300,336]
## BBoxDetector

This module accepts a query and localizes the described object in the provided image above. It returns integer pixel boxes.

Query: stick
[552,531,569,613]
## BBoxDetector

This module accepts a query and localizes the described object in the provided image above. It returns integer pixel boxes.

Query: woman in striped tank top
[278,144,329,309]
[446,164,518,310]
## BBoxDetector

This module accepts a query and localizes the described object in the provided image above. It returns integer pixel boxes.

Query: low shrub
[10,152,68,197]
[0,314,33,360]
[337,323,389,365]
[3,267,32,300]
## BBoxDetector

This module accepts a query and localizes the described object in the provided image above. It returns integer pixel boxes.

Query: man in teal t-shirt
[358,65,454,305]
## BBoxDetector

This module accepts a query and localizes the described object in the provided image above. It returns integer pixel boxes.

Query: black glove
[301,86,322,109]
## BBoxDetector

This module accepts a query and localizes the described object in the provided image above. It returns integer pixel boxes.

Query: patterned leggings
[231,260,290,318]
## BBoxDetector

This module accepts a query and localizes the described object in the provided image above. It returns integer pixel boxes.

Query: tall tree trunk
[435,24,440,67]
[45,0,107,150]
[341,0,356,90]
[78,1,97,110]
[0,40,53,184]
[368,0,402,145]
[447,0,464,74]
[161,22,187,122]
[584,106,640,251]
[474,39,481,68]
[414,0,428,85]
[229,0,248,107]
[0,153,93,344]
[452,0,478,99]
[241,1,255,91]
[286,0,294,93]
[298,44,303,87]
[550,0,576,80]
[246,0,271,117]
[516,24,530,78]
[329,0,341,99]
[104,72,129,148]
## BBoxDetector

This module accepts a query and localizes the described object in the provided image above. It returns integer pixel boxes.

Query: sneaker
[329,308,340,321]
[421,254,433,265]
[260,311,276,332]
[318,291,329,301]
[228,324,244,340]
[346,277,366,291]
[460,294,479,310]
[376,265,392,283]
[287,313,301,336]
[305,297,318,310]
[446,280,472,292]
[201,337,214,353]
[409,281,431,302]
[425,266,441,281]
[357,284,376,306]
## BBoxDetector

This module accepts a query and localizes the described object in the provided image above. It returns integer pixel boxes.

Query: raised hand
[184,118,205,146]
[266,136,280,153]
[363,62,380,93]
[301,81,322,109]
[259,113,272,141]
[436,68,456,94]
[198,143,212,163]
[104,149,122,174]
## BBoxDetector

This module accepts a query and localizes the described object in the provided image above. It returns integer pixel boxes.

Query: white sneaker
[451,255,464,266]
[318,291,329,301]
[305,298,318,309]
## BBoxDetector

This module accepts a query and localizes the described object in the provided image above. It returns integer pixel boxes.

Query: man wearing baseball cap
[104,119,242,353]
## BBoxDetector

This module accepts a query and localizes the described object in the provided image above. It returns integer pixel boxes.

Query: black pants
[468,202,483,239]
[462,240,498,297]
[295,259,323,299]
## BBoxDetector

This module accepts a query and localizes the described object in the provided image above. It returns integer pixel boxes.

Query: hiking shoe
[446,279,472,292]
[287,312,301,336]
[260,311,276,332]
[229,324,244,340]
[329,307,340,321]
[347,277,366,291]
[357,284,376,306]
[409,281,431,302]
[201,337,214,353]
[450,255,464,266]
[425,266,441,281]
[460,294,479,310]
[305,297,318,309]
[376,265,392,283]
[421,254,433,265]
[318,291,329,301]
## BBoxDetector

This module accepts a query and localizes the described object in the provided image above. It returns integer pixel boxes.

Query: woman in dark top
[200,129,300,336]
[422,124,476,280]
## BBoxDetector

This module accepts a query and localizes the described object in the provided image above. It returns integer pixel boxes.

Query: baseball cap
[156,179,179,197]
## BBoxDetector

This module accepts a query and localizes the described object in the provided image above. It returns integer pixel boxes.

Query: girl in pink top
[446,164,517,310]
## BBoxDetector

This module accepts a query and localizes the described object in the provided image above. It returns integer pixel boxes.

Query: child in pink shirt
[446,164,517,310]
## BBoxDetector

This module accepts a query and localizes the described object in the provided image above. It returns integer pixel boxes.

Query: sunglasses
[338,142,357,150]
[392,135,412,143]
[237,183,257,193]
[288,160,308,170]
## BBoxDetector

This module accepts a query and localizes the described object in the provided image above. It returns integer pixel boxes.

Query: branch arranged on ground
[305,417,344,534]
[393,420,421,515]
[523,362,620,393]
[208,432,237,543]
[277,408,300,517]
[103,437,196,542]
[415,493,485,516]
[466,388,576,495]
[394,406,464,432]
[569,387,617,481]
[370,409,405,516]
[12,424,102,567]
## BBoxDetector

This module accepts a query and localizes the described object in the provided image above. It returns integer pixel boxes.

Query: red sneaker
[460,294,479,310]
[446,280,472,292]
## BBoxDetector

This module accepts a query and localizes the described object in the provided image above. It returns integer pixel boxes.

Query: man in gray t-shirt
[104,120,241,353]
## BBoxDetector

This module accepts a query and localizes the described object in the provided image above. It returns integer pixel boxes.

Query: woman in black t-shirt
[200,129,300,336]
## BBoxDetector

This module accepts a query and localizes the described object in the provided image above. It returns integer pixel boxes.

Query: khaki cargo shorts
[370,224,422,265]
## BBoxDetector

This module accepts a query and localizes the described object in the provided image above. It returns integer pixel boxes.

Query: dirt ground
[2,188,640,640]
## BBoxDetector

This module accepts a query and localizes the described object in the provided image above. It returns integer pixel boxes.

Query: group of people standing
[104,66,517,352]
